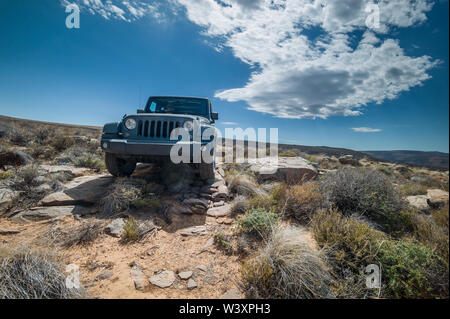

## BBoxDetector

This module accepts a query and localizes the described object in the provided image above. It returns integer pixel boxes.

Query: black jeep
[101,96,219,180]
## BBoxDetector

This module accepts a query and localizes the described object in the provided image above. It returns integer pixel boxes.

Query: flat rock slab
[12,206,81,221]
[207,204,231,217]
[179,225,207,236]
[149,270,175,288]
[250,157,318,184]
[39,175,114,206]
[39,165,90,177]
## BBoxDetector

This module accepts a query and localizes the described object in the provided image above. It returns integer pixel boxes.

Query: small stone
[94,270,113,281]
[220,288,242,299]
[196,265,207,272]
[207,204,232,217]
[179,271,193,280]
[187,278,197,290]
[149,270,175,288]
[213,201,225,207]
[130,264,145,291]
[105,218,125,237]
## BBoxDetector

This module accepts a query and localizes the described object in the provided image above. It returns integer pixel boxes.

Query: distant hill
[363,150,449,170]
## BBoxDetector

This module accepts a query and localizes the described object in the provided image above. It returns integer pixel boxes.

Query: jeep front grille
[137,119,182,139]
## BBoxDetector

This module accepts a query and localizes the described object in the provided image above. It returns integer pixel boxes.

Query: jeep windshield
[145,97,208,117]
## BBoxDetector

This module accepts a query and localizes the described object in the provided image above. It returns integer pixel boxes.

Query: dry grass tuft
[241,226,334,299]
[0,247,87,299]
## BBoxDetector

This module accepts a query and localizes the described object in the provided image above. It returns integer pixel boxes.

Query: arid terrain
[0,116,448,299]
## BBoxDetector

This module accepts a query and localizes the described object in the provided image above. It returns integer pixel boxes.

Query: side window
[150,102,156,112]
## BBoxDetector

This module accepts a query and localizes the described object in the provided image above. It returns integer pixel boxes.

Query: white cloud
[64,0,439,120]
[62,0,165,22]
[174,0,438,119]
[352,127,382,133]
[221,121,239,125]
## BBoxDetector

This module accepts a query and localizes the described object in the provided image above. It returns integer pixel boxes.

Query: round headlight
[125,118,136,130]
[183,120,194,132]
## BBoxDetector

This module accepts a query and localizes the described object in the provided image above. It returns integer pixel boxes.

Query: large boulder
[406,195,430,213]
[427,189,449,208]
[250,157,317,184]
[39,175,113,206]
[338,155,360,166]
[38,165,90,178]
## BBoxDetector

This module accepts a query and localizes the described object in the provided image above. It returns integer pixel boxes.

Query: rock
[105,218,125,237]
[12,206,79,221]
[338,155,360,166]
[35,184,53,193]
[168,203,193,215]
[39,165,90,178]
[94,270,113,281]
[196,265,208,272]
[406,195,430,212]
[130,263,145,291]
[187,278,197,290]
[217,167,225,178]
[207,204,232,217]
[149,270,175,288]
[0,228,20,235]
[250,157,318,184]
[211,180,225,188]
[179,271,193,280]
[427,189,449,208]
[202,237,214,249]
[220,288,242,299]
[0,187,17,209]
[394,165,412,175]
[39,175,113,206]
[180,225,207,236]
[168,181,186,194]
[182,198,209,209]
[215,201,226,208]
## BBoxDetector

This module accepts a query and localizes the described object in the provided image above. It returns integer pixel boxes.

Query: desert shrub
[52,136,74,152]
[230,195,250,216]
[0,170,13,180]
[214,232,233,255]
[9,130,29,146]
[278,150,297,157]
[35,127,54,145]
[378,240,448,298]
[241,226,333,299]
[102,178,160,215]
[121,217,140,243]
[247,183,286,212]
[319,168,405,232]
[237,208,279,238]
[73,153,104,171]
[283,182,323,222]
[399,182,429,196]
[60,222,104,248]
[0,247,86,299]
[11,165,41,190]
[376,165,395,176]
[409,207,449,263]
[311,208,386,275]
[227,174,262,198]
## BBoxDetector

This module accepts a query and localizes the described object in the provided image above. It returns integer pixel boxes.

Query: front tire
[105,153,136,177]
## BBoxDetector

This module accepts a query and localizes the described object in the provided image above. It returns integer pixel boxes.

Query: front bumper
[101,139,210,157]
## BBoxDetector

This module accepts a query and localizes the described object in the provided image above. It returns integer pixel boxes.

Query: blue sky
[0,0,448,152]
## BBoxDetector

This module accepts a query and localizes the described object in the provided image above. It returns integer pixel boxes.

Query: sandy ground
[0,211,242,299]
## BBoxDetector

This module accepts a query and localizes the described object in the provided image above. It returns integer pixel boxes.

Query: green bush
[320,168,405,233]
[278,150,297,157]
[52,136,74,152]
[237,209,279,238]
[121,217,140,243]
[378,240,448,298]
[73,153,105,171]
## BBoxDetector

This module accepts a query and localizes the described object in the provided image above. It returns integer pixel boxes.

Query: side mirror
[211,112,219,121]
[137,109,145,114]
